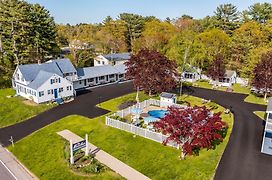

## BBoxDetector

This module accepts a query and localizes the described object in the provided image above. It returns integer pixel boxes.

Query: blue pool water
[148,110,168,119]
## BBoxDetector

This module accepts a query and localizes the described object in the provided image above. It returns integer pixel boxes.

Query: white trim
[0,159,17,180]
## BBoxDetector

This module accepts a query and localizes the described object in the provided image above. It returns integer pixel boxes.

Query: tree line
[0,1,272,88]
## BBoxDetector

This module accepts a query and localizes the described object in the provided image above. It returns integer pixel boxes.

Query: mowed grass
[254,111,266,120]
[0,88,55,128]
[244,93,268,105]
[9,92,233,180]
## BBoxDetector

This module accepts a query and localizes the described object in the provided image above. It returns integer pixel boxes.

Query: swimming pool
[148,110,168,119]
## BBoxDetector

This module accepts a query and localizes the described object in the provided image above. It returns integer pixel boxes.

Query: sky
[27,0,271,25]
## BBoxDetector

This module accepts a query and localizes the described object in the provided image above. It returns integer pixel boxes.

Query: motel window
[39,91,44,97]
[99,76,105,80]
[88,78,94,82]
[59,87,63,92]
[109,74,115,78]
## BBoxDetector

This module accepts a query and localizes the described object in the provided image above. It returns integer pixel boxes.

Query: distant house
[210,70,237,87]
[94,53,131,66]
[12,59,76,104]
[182,65,201,82]
[160,92,177,107]
[261,98,272,155]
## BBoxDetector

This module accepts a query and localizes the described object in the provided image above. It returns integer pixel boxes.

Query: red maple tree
[252,51,272,100]
[125,49,178,95]
[154,106,227,159]
[207,54,226,82]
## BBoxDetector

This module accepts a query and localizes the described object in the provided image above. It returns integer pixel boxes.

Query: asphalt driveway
[0,83,272,180]
[0,82,135,147]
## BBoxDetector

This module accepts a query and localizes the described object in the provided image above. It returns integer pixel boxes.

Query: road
[186,87,271,180]
[0,161,16,180]
[1,82,272,180]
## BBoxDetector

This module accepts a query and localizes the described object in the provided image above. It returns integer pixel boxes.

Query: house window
[99,76,105,80]
[98,61,101,64]
[109,74,115,78]
[51,79,55,84]
[58,78,61,83]
[88,78,94,82]
[16,73,20,80]
[67,86,72,91]
[59,87,63,92]
[119,74,124,78]
[39,91,44,97]
[48,90,51,95]
[79,80,82,84]
[102,61,105,65]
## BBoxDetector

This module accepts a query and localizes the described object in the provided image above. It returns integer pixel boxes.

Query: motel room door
[54,89,58,99]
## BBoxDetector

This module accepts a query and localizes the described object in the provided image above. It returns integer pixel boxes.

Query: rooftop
[160,92,176,99]
[102,53,131,61]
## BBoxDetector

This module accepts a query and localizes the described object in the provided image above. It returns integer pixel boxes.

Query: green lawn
[244,93,268,105]
[9,92,233,180]
[254,111,266,120]
[0,88,55,128]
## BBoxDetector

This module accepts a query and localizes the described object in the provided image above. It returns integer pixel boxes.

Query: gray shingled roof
[46,59,76,74]
[28,71,55,89]
[267,98,272,112]
[224,70,236,78]
[102,53,130,61]
[160,92,176,99]
[18,59,76,82]
[77,65,120,79]
[113,64,127,74]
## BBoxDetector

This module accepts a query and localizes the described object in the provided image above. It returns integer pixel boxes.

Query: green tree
[134,20,176,53]
[119,13,145,51]
[214,3,240,33]
[248,3,272,24]
[230,21,267,75]
[195,28,231,69]
[29,3,59,63]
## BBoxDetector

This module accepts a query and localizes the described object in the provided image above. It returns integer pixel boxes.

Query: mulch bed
[118,100,137,110]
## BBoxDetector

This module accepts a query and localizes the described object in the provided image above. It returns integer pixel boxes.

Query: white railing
[105,116,179,149]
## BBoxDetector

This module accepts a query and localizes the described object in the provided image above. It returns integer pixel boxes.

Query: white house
[160,92,177,107]
[12,59,76,104]
[182,65,202,83]
[210,70,237,87]
[94,53,130,66]
[12,56,131,104]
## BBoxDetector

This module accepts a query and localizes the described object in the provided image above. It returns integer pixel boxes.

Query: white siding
[36,74,74,103]
[94,55,109,66]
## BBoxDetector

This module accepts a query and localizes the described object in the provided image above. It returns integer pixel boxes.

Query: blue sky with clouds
[27,0,271,24]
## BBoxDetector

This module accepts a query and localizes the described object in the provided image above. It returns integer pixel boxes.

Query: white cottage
[218,70,237,87]
[12,59,76,104]
[182,65,202,83]
[94,53,130,66]
[160,92,177,107]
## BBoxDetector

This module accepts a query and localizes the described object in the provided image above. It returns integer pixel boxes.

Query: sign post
[85,134,88,156]
[70,134,89,164]
[70,140,74,164]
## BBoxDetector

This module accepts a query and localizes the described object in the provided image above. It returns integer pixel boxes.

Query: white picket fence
[105,116,179,149]
[113,99,185,118]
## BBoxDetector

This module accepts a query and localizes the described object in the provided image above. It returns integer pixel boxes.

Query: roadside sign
[72,140,86,152]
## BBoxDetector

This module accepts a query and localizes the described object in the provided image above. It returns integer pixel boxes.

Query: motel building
[12,54,129,104]
[261,98,272,155]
